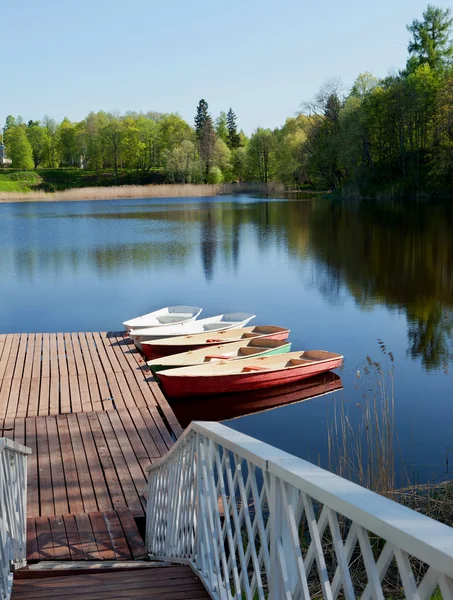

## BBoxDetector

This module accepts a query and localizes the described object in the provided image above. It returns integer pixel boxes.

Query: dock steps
[12,565,210,599]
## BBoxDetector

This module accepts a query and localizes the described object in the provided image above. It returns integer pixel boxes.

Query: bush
[207,166,223,184]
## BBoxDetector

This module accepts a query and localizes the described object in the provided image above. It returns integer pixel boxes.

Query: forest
[2,4,453,196]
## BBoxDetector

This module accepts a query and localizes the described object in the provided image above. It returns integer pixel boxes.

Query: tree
[215,111,228,143]
[247,128,275,183]
[227,108,241,149]
[407,4,453,71]
[194,99,209,139]
[5,126,34,170]
[42,116,59,167]
[58,118,79,166]
[164,139,200,183]
[26,124,50,168]
[102,120,124,174]
[198,115,217,182]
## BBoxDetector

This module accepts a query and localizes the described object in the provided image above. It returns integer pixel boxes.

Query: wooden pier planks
[0,332,179,439]
[0,329,184,578]
[25,509,146,562]
[1,407,169,518]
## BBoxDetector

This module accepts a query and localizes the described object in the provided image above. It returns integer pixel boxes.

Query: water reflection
[309,199,453,370]
[1,196,453,373]
[171,372,342,428]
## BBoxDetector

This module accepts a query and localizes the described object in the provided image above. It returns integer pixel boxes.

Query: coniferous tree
[194,99,209,139]
[407,4,453,71]
[227,108,241,149]
[199,115,216,182]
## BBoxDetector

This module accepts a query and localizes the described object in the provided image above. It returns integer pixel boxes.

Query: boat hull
[157,356,343,399]
[148,342,292,375]
[142,329,290,359]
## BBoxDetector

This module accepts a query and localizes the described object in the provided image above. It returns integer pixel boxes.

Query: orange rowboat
[141,325,290,359]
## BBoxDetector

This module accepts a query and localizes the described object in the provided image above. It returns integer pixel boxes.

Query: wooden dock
[0,331,208,598]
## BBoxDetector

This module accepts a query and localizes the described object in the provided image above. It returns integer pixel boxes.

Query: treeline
[3,4,453,195]
[1,105,307,186]
[301,4,453,196]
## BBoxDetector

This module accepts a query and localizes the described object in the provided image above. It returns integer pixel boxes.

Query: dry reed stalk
[0,182,285,203]
[328,341,398,493]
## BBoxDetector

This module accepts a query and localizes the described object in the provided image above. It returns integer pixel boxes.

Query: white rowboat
[123,306,202,332]
[131,313,256,350]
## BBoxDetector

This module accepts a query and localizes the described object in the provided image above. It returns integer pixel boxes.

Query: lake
[1,195,452,485]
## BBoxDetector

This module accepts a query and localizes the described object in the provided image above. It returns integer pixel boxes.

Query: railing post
[268,474,304,599]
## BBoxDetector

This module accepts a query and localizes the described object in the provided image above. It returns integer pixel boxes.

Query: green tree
[194,99,209,139]
[5,126,34,170]
[407,4,453,71]
[227,108,241,149]
[58,118,79,166]
[26,124,50,168]
[215,111,229,143]
[247,128,275,183]
[199,115,217,182]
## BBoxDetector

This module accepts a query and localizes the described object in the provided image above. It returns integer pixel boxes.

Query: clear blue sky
[2,0,452,134]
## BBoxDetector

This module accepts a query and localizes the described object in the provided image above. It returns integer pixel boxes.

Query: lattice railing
[0,439,31,600]
[146,422,453,599]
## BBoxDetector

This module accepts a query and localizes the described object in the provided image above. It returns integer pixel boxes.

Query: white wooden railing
[146,421,453,599]
[0,439,30,600]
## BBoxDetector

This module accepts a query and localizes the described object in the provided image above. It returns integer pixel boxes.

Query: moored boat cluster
[124,306,343,399]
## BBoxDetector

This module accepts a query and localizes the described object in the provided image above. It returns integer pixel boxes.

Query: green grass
[0,168,166,193]
[0,171,43,191]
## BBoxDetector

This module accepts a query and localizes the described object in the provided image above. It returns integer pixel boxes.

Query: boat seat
[157,315,187,324]
[288,358,312,366]
[242,365,269,372]
[204,323,227,331]
[205,355,232,360]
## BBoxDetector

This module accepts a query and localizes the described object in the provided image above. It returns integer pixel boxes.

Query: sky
[2,0,452,134]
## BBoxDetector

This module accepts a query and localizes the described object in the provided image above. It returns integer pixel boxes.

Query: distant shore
[0,182,289,203]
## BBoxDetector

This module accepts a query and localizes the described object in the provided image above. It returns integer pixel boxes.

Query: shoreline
[0,182,287,203]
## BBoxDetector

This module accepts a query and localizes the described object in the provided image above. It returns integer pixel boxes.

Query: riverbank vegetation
[1,4,452,198]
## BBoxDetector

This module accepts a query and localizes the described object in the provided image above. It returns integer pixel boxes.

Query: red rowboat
[156,350,343,399]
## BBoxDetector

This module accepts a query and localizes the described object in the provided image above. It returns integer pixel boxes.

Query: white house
[0,144,12,166]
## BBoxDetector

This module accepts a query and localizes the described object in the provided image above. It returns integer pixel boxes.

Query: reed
[328,340,399,493]
[0,182,285,203]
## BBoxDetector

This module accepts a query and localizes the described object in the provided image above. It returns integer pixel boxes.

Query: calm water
[1,195,452,484]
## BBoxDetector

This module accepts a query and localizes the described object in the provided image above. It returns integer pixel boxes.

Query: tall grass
[0,181,284,203]
[328,340,399,493]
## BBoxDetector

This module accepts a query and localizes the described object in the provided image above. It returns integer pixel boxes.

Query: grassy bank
[0,181,285,203]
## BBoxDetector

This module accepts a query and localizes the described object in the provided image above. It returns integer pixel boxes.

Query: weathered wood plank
[31,334,42,380]
[56,332,68,379]
[25,418,39,518]
[57,415,84,514]
[70,332,86,376]
[76,413,111,512]
[86,412,126,511]
[99,331,123,373]
[63,514,86,561]
[115,508,147,560]
[48,515,71,560]
[65,414,98,514]
[35,418,54,517]
[26,518,40,562]
[89,512,116,560]
[102,510,131,560]
[12,334,28,380]
[46,417,69,516]
[97,411,144,516]
[0,335,13,380]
